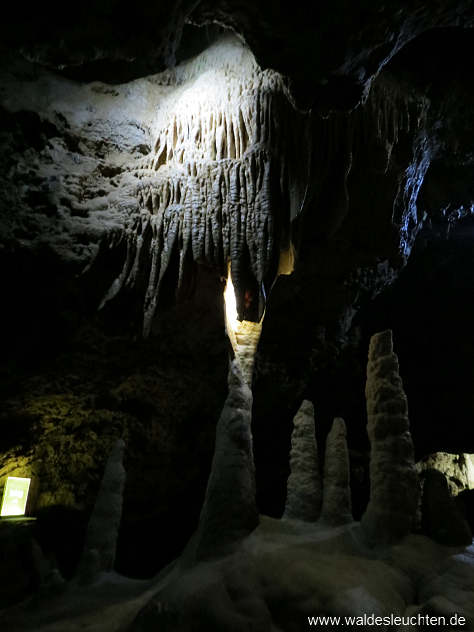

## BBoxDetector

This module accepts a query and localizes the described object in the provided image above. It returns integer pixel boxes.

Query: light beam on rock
[99,35,311,336]
[224,262,263,384]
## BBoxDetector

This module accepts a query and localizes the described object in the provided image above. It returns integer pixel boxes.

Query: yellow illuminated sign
[0,477,31,517]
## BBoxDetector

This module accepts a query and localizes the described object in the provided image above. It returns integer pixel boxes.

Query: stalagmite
[320,417,353,526]
[361,330,419,546]
[190,360,258,562]
[283,400,321,522]
[77,439,126,583]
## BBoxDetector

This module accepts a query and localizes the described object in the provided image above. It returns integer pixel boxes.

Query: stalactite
[99,36,311,334]
[98,43,430,341]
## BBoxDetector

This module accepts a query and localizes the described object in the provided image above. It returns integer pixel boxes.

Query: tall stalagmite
[361,330,419,546]
[190,360,258,561]
[283,400,321,522]
[320,417,352,526]
[77,439,126,582]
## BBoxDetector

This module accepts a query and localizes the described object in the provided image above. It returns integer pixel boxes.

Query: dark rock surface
[456,489,474,534]
[421,468,472,547]
[0,519,38,608]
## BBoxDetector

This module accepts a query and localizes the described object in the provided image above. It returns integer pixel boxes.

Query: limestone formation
[421,468,472,546]
[190,360,258,561]
[223,263,263,384]
[320,417,352,526]
[77,439,126,583]
[417,452,474,496]
[456,489,474,534]
[99,35,311,335]
[283,400,321,522]
[361,330,419,546]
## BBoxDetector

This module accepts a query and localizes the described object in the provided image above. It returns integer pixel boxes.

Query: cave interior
[1,2,474,630]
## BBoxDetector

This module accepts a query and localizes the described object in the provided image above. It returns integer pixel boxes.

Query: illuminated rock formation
[77,438,126,582]
[320,417,352,526]
[189,360,257,561]
[99,35,310,335]
[283,400,321,522]
[361,330,419,546]
[417,452,474,496]
[421,468,472,546]
[223,263,263,384]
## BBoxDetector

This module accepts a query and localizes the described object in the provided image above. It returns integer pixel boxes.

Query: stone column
[321,417,352,526]
[283,400,321,522]
[192,360,258,561]
[77,438,126,582]
[361,330,419,546]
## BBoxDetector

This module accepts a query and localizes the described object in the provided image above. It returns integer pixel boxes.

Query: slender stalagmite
[283,400,321,522]
[77,438,126,582]
[191,360,258,561]
[361,330,419,546]
[320,417,352,525]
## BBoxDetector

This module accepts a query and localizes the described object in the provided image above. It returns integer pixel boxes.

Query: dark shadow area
[355,214,474,457]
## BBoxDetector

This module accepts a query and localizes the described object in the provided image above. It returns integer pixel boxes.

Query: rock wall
[421,468,472,546]
[417,452,474,496]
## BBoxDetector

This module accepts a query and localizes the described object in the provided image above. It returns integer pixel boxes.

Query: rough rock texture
[126,520,474,632]
[224,266,263,384]
[188,360,258,561]
[2,2,473,110]
[456,489,474,534]
[320,417,352,526]
[283,400,321,522]
[0,31,440,350]
[421,468,472,547]
[0,264,228,581]
[0,395,128,510]
[105,35,310,331]
[0,35,310,337]
[361,330,419,546]
[417,452,474,496]
[77,438,126,582]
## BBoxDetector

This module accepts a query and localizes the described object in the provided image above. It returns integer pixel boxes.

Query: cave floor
[1,518,474,631]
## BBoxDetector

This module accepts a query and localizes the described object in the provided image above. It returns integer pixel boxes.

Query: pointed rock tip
[369,329,393,359]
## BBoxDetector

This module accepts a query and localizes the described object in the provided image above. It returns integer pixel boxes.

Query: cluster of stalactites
[361,75,429,159]
[100,39,310,336]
